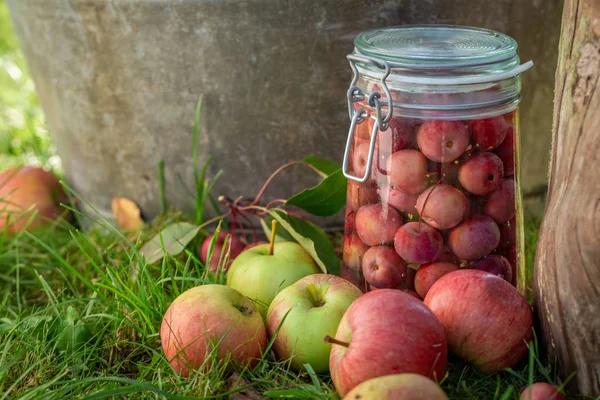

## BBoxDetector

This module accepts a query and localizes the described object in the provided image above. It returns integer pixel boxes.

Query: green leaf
[303,155,341,176]
[268,210,340,275]
[139,222,201,264]
[285,169,346,217]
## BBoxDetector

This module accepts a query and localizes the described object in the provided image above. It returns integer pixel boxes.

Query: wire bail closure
[343,54,393,182]
[342,110,379,183]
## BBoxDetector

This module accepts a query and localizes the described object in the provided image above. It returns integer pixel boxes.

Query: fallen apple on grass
[226,221,320,316]
[343,373,448,400]
[327,289,447,396]
[520,383,566,400]
[266,274,362,373]
[424,269,532,374]
[160,284,266,377]
[200,231,246,273]
[0,166,70,232]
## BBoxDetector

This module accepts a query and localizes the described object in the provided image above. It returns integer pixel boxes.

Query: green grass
[0,206,572,400]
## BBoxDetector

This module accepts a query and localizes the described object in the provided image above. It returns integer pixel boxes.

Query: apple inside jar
[343,109,519,290]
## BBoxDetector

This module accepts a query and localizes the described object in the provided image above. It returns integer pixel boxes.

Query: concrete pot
[6,0,561,225]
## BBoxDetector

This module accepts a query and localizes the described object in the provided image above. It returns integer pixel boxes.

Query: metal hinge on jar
[343,54,394,183]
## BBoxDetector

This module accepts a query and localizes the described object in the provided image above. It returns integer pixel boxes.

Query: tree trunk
[533,0,600,396]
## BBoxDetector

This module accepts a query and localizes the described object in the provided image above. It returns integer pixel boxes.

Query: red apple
[352,142,376,179]
[361,245,408,289]
[328,289,447,396]
[520,383,566,400]
[347,181,379,211]
[200,232,245,273]
[494,125,516,177]
[343,373,448,400]
[345,209,357,232]
[470,254,513,283]
[458,152,504,195]
[386,150,429,194]
[416,184,468,229]
[343,232,369,271]
[160,284,266,376]
[506,244,518,285]
[447,216,500,261]
[484,178,516,223]
[437,246,459,264]
[470,116,508,150]
[0,166,70,232]
[355,203,403,246]
[380,184,419,215]
[394,222,443,264]
[402,289,422,300]
[424,270,532,374]
[414,262,459,299]
[417,120,469,163]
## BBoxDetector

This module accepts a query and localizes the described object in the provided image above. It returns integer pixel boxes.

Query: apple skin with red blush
[329,289,447,396]
[424,269,532,374]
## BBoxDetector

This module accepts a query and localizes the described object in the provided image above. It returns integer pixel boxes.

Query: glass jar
[341,25,532,296]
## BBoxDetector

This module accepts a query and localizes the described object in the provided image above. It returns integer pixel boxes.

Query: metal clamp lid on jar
[342,25,534,183]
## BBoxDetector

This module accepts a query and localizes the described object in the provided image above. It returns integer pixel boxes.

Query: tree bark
[534,0,600,396]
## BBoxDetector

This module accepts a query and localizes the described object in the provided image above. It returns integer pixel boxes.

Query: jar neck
[350,49,527,120]
[356,73,522,120]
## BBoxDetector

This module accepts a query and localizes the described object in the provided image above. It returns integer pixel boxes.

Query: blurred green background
[0,0,59,173]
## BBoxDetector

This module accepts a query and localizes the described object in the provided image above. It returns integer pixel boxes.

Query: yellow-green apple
[0,166,70,232]
[244,241,268,250]
[160,284,266,376]
[520,383,566,400]
[328,289,447,396]
[200,232,246,273]
[266,274,362,373]
[424,269,532,374]
[343,374,448,400]
[226,242,320,316]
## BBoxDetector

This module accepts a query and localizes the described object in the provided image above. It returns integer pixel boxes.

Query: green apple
[266,274,362,373]
[226,241,320,316]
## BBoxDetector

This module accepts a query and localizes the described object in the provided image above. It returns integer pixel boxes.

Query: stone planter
[6,0,562,225]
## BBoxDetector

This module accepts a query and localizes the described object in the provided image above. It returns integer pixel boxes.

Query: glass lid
[346,25,534,119]
[354,25,518,69]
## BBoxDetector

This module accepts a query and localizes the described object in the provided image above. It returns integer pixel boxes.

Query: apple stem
[269,219,277,256]
[324,335,350,348]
